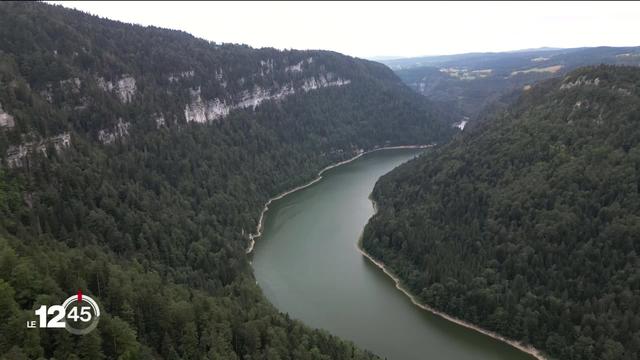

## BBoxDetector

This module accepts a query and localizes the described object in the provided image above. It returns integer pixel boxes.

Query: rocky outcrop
[285,57,313,73]
[5,133,71,168]
[168,70,195,82]
[183,72,350,124]
[98,118,130,144]
[236,85,295,109]
[560,75,600,90]
[260,59,275,76]
[116,76,136,103]
[615,87,633,96]
[60,77,82,93]
[561,75,637,99]
[97,77,113,92]
[155,114,166,128]
[184,87,231,123]
[453,117,469,130]
[97,75,137,103]
[0,103,15,129]
[184,96,207,124]
[301,73,350,92]
[286,62,302,73]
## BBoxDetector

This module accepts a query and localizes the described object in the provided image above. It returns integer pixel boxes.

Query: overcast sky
[51,1,640,59]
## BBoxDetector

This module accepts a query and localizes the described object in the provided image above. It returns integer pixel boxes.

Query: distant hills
[379,46,640,120]
[380,46,640,70]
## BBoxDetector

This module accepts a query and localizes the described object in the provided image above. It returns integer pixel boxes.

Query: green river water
[251,149,535,360]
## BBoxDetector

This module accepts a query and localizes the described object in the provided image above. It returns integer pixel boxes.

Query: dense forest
[363,65,640,360]
[0,2,455,359]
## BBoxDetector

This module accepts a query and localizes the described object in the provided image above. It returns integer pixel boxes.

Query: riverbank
[356,200,548,360]
[245,144,433,254]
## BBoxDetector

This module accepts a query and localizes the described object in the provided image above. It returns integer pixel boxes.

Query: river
[251,148,535,360]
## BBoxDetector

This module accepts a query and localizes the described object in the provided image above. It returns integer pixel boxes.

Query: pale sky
[50,1,640,59]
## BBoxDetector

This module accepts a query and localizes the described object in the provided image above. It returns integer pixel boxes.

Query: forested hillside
[0,2,454,359]
[363,65,640,360]
[383,47,640,121]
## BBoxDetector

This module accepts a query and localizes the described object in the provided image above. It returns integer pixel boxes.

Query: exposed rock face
[5,132,71,168]
[0,103,15,128]
[260,59,275,76]
[236,85,295,109]
[301,73,350,92]
[168,70,195,82]
[97,77,114,92]
[98,118,130,144]
[6,145,30,168]
[286,62,302,73]
[453,117,469,130]
[184,87,231,123]
[50,133,71,151]
[183,72,350,124]
[60,77,82,93]
[116,76,137,103]
[562,76,635,97]
[560,75,600,90]
[205,99,231,120]
[285,57,313,73]
[616,87,633,96]
[97,75,137,103]
[184,99,207,124]
[155,114,166,128]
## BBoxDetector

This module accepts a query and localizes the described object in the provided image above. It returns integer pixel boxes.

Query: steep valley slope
[0,2,455,359]
[363,65,640,360]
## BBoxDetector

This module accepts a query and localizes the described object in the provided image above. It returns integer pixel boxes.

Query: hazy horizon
[49,1,640,59]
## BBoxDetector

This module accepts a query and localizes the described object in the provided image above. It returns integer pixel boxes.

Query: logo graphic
[27,289,100,335]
